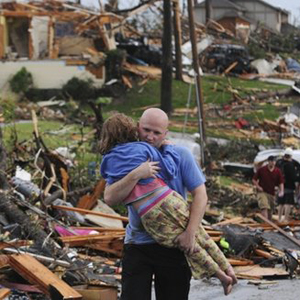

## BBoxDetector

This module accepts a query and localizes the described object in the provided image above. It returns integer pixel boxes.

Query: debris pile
[0,112,124,299]
[1,109,300,298]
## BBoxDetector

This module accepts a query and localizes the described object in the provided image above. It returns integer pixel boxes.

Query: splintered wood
[9,254,82,299]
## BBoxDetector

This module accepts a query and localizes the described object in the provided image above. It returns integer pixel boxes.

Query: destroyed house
[195,0,289,36]
[0,0,123,90]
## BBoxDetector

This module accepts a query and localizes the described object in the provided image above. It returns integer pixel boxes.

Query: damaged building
[194,0,290,42]
[0,0,123,90]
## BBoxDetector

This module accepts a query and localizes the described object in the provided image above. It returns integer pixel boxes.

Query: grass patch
[243,103,280,121]
[2,120,99,169]
[105,76,288,115]
[103,76,290,140]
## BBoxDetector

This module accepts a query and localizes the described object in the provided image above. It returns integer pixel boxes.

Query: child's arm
[104,160,160,206]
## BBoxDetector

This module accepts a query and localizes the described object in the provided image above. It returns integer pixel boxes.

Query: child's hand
[174,230,196,255]
[134,159,160,179]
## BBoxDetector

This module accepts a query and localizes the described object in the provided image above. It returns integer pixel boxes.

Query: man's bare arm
[252,178,263,192]
[104,160,160,206]
[174,184,207,255]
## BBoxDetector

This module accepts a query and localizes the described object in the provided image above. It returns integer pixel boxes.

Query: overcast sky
[81,0,300,25]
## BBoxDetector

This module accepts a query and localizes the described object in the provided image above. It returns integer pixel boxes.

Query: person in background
[252,155,284,220]
[276,148,298,222]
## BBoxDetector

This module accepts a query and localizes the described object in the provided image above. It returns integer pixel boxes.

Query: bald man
[104,108,207,300]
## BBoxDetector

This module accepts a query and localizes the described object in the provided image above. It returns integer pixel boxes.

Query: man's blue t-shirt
[124,145,206,244]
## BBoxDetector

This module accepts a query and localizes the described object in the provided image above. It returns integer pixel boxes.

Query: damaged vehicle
[200,44,254,74]
[115,34,162,66]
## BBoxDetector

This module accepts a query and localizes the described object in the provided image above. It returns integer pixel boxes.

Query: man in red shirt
[253,155,284,220]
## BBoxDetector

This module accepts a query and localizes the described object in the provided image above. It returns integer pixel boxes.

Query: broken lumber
[76,179,106,210]
[234,264,288,279]
[0,255,9,268]
[4,248,70,268]
[227,258,254,266]
[0,288,10,300]
[52,205,129,222]
[254,248,275,259]
[214,217,244,226]
[59,233,124,246]
[256,213,300,249]
[9,254,82,299]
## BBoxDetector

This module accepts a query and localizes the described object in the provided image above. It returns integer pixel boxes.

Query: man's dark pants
[121,244,192,300]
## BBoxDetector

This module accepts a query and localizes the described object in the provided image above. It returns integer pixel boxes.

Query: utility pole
[160,0,173,115]
[187,0,206,165]
[173,0,183,81]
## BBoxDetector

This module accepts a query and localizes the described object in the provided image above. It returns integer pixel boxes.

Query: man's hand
[174,230,196,256]
[278,190,284,198]
[133,159,160,179]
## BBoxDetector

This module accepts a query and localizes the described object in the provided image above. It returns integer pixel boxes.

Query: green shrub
[62,77,95,101]
[9,67,33,93]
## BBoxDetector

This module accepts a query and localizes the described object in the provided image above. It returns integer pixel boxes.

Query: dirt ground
[188,278,300,300]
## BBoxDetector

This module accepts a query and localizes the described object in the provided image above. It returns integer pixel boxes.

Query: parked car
[200,44,254,74]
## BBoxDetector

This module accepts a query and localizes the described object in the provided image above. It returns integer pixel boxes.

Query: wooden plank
[77,179,106,210]
[65,59,89,66]
[0,255,9,268]
[0,25,4,59]
[254,249,275,259]
[60,233,124,247]
[248,280,278,285]
[48,17,55,59]
[0,240,31,250]
[214,217,244,226]
[52,205,129,222]
[73,227,125,233]
[9,254,82,299]
[228,258,254,266]
[256,213,300,249]
[234,265,288,278]
[60,235,124,257]
[223,61,238,75]
[206,230,222,236]
[0,288,10,300]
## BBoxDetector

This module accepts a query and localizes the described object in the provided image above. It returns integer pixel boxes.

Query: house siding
[195,0,287,33]
[234,0,281,32]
